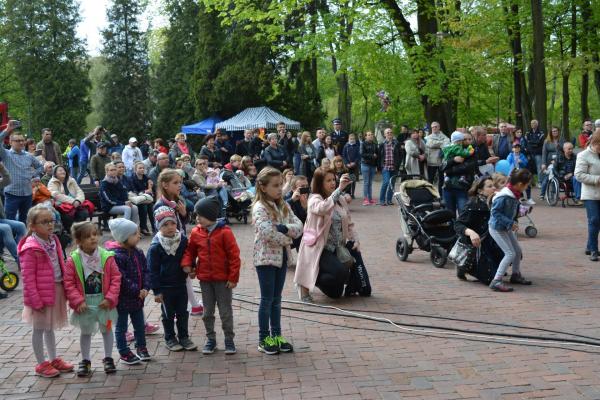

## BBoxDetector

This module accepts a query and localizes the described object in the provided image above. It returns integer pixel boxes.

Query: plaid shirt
[0,130,43,196]
[383,140,395,171]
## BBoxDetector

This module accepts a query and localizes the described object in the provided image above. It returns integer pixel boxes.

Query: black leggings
[316,249,350,298]
[59,208,90,233]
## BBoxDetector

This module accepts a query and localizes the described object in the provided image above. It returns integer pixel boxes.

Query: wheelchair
[543,161,581,207]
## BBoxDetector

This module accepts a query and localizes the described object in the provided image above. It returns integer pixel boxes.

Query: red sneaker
[191,305,204,316]
[50,357,74,373]
[145,322,160,335]
[362,199,370,206]
[35,361,60,378]
[369,199,377,205]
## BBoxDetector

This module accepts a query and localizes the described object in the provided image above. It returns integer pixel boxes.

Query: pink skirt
[22,283,68,330]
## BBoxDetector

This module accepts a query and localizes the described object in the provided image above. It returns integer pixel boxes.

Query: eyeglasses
[11,139,25,143]
[37,219,55,226]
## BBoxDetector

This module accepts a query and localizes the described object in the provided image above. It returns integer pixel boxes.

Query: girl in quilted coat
[19,205,74,378]
[251,167,302,355]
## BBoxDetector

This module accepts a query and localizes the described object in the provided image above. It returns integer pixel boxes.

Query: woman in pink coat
[295,167,359,301]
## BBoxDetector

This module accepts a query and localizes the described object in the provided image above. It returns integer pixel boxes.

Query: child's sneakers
[136,347,151,361]
[273,335,294,353]
[50,357,74,373]
[76,359,92,377]
[191,305,204,316]
[165,339,184,352]
[179,337,197,351]
[119,351,142,365]
[258,336,279,355]
[224,339,236,355]
[362,199,370,206]
[126,323,160,342]
[489,279,514,292]
[102,357,117,374]
[202,339,217,354]
[35,361,60,378]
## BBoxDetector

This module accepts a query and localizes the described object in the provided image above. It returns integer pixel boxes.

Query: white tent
[215,106,301,131]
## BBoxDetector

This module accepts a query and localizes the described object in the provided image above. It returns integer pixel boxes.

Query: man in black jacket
[525,119,545,185]
[235,129,261,159]
[378,128,403,206]
[330,118,349,153]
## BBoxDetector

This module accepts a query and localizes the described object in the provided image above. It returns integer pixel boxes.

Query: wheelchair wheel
[545,178,559,206]
[0,272,19,291]
[396,238,410,261]
[430,246,447,268]
[525,226,538,238]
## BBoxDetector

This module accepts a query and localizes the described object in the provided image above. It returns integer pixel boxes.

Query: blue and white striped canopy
[215,107,301,131]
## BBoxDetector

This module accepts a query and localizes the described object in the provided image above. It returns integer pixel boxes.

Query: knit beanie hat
[109,218,138,243]
[450,131,465,143]
[154,206,177,230]
[194,197,221,222]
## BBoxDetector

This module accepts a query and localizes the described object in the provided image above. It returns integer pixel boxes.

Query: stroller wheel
[430,246,447,268]
[396,238,410,262]
[525,226,538,238]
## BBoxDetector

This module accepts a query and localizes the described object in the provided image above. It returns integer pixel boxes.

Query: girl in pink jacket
[19,205,74,378]
[63,221,121,377]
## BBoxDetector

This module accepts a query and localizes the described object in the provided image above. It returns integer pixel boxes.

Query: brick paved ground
[2,180,600,399]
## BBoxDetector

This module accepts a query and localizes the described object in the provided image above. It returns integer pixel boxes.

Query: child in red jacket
[64,221,122,377]
[182,197,241,355]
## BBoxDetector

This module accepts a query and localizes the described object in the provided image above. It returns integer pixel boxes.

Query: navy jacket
[342,142,361,166]
[99,178,128,212]
[147,234,189,295]
[126,174,150,193]
[105,241,150,312]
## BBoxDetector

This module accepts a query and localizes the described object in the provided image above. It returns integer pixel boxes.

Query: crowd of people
[3,114,600,378]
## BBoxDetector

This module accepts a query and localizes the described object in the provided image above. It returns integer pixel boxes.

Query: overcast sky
[77,0,167,56]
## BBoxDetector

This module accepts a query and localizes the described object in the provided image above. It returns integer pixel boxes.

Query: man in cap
[90,141,112,186]
[109,133,124,155]
[330,118,348,153]
[122,137,144,176]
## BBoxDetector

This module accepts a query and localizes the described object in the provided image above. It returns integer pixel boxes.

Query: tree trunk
[506,0,529,129]
[549,72,557,128]
[336,71,352,130]
[530,0,547,132]
[562,0,576,139]
[582,72,590,121]
[581,0,592,121]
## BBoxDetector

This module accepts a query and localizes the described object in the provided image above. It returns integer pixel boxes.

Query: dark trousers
[316,249,350,298]
[255,263,287,342]
[58,208,90,233]
[4,193,32,224]
[138,203,155,232]
[115,308,146,355]
[585,200,600,252]
[427,165,443,195]
[160,287,189,341]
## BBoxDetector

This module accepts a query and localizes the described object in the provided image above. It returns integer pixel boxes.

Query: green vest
[70,248,114,286]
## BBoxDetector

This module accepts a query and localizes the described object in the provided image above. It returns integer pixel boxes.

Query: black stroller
[394,178,457,268]
[221,169,253,224]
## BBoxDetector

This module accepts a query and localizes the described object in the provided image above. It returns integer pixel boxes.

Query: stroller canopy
[397,179,440,207]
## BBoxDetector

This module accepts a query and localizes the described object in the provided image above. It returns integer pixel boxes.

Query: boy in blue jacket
[342,133,361,198]
[147,206,197,352]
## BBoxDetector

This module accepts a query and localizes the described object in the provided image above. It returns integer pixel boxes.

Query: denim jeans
[160,287,189,341]
[115,308,146,355]
[4,193,32,224]
[361,165,376,200]
[584,200,600,252]
[0,218,26,263]
[76,161,88,184]
[293,153,302,175]
[108,205,139,224]
[255,263,287,342]
[443,188,468,217]
[534,154,543,180]
[489,227,521,280]
[572,176,582,200]
[69,166,78,180]
[379,169,394,204]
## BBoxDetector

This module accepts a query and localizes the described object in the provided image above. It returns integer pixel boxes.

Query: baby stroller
[221,169,253,224]
[518,201,538,238]
[394,179,457,268]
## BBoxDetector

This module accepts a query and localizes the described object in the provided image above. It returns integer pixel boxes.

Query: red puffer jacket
[182,221,241,283]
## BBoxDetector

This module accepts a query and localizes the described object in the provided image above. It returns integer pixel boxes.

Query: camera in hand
[299,187,310,195]
[347,174,356,182]
[13,120,21,129]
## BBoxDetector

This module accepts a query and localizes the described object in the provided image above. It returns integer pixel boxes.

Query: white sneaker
[523,198,536,205]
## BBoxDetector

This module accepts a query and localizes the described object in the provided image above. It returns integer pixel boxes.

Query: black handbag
[344,246,371,297]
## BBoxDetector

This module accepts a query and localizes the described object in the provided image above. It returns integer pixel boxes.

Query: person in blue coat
[342,133,361,198]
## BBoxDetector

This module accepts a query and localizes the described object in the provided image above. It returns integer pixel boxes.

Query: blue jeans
[584,200,600,252]
[0,218,26,263]
[443,188,468,217]
[379,169,394,204]
[115,308,146,355]
[76,161,88,184]
[534,154,543,180]
[293,153,301,175]
[361,165,376,200]
[572,176,582,200]
[4,193,32,224]
[255,263,287,342]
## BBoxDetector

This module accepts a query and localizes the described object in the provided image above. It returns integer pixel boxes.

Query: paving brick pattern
[1,182,600,399]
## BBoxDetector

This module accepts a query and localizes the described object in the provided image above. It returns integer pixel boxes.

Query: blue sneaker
[224,339,236,355]
[202,339,217,354]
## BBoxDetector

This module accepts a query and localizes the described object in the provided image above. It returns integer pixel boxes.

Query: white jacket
[425,132,450,167]
[48,176,85,205]
[575,147,600,201]
[122,145,143,171]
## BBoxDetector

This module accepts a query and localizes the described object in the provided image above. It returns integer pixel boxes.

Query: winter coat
[442,155,478,191]
[125,174,150,194]
[19,234,66,310]
[575,147,600,201]
[425,132,450,166]
[252,200,302,268]
[455,196,491,244]
[262,145,288,169]
[104,241,150,312]
[199,146,223,167]
[63,247,121,311]
[182,220,241,283]
[47,176,84,205]
[360,140,378,167]
[122,145,143,172]
[147,234,189,294]
[404,139,425,175]
[99,178,128,212]
[90,153,111,182]
[295,191,358,290]
[489,186,520,231]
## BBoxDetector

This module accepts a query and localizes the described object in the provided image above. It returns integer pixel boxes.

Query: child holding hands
[182,197,241,355]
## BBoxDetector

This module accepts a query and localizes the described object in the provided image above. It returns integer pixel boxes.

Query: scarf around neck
[506,183,523,199]
[157,231,182,256]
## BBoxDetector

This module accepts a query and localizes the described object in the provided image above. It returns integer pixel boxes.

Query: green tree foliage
[0,0,90,143]
[100,0,151,137]
[151,0,199,139]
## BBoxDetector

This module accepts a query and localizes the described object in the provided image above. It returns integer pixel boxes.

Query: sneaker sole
[257,346,279,355]
[183,346,198,351]
[166,346,184,352]
[224,349,237,355]
[77,371,92,377]
[119,359,142,365]
[278,348,293,353]
[202,349,215,354]
[36,371,60,378]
